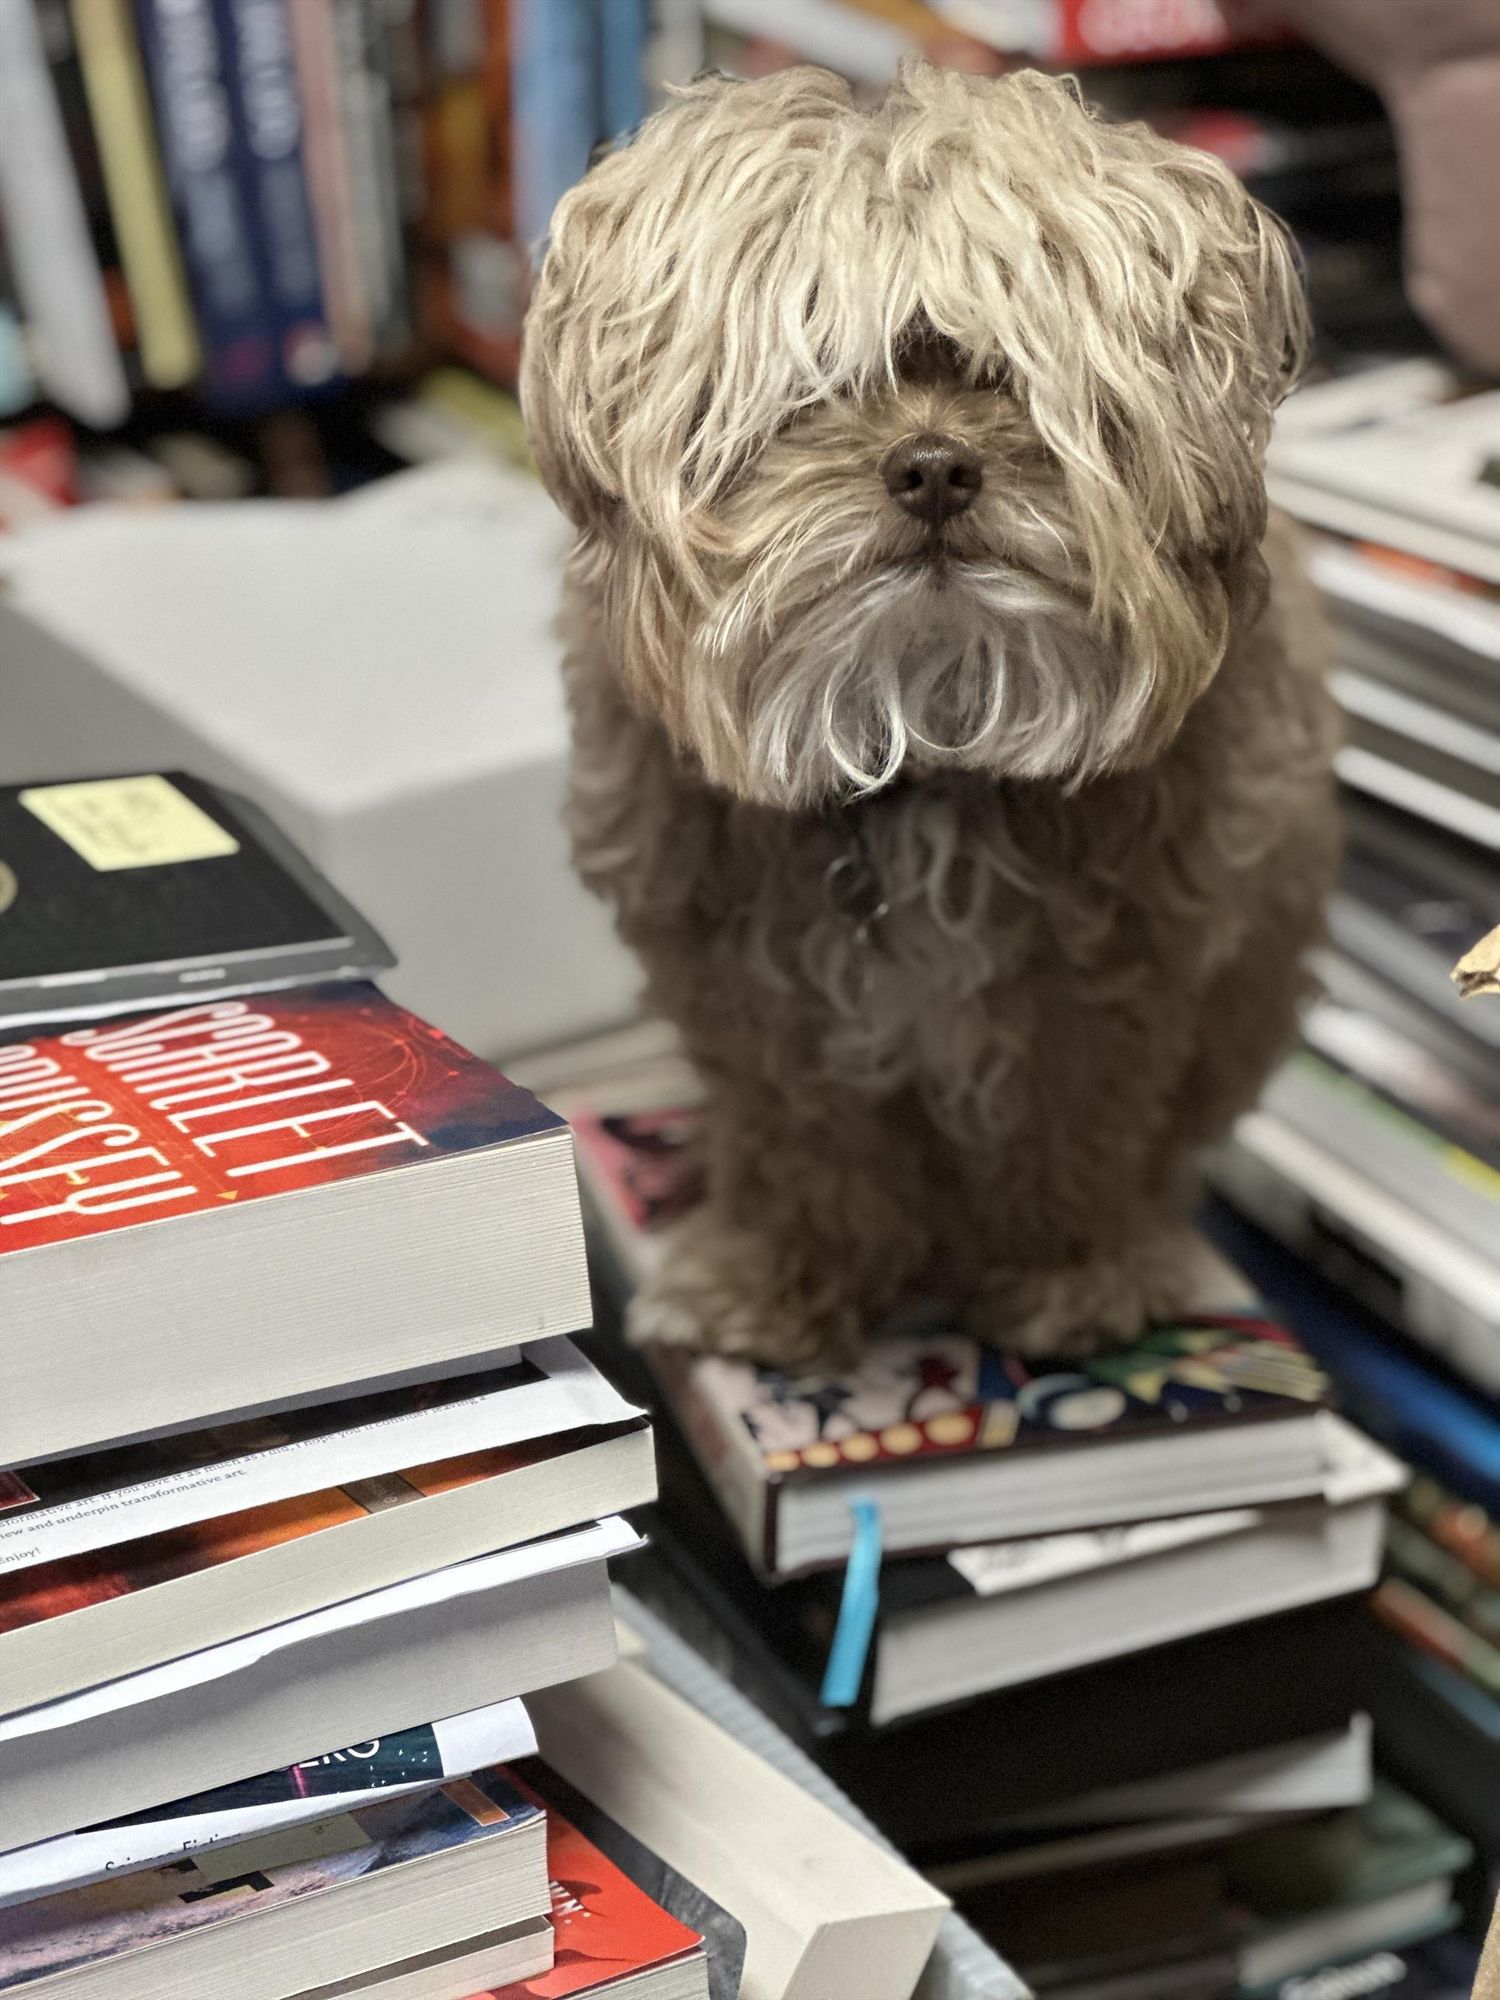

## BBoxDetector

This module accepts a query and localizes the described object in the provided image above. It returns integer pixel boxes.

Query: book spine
[286,0,374,371]
[380,0,426,230]
[69,0,199,389]
[36,0,137,357]
[598,0,648,142]
[481,0,511,237]
[0,246,37,419]
[510,0,599,254]
[0,0,131,425]
[645,1344,781,1579]
[212,0,341,394]
[132,0,280,409]
[330,0,409,353]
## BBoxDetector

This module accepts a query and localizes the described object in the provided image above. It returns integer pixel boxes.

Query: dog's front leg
[628,1076,933,1370]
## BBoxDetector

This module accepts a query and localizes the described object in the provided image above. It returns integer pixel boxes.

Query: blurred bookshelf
[0,0,1421,511]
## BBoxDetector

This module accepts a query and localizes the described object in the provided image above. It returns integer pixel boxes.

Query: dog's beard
[685,556,1152,809]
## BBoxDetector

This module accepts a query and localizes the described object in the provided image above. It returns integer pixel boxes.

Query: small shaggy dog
[522,62,1339,1365]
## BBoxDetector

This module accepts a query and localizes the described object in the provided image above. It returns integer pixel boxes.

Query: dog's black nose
[882,432,983,525]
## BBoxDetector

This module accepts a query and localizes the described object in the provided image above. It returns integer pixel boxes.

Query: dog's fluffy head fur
[522,63,1306,808]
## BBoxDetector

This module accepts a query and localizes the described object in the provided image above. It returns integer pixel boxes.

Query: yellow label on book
[20,776,239,870]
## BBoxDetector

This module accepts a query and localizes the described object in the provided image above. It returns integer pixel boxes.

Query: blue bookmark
[818,1499,883,1710]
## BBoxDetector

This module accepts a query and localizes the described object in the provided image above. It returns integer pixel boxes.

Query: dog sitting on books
[521,62,1339,1367]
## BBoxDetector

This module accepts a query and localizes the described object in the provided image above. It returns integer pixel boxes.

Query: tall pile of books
[1201,356,1500,1936]
[512,1019,1483,2000]
[0,770,738,1999]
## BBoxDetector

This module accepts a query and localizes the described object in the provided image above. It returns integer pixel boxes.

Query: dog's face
[522,64,1306,808]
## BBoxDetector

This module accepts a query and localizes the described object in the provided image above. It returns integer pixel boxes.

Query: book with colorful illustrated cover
[0,981,588,1467]
[0,1700,536,1909]
[475,1763,717,2000]
[0,1414,653,1715]
[571,1106,1333,1580]
[0,1767,547,1997]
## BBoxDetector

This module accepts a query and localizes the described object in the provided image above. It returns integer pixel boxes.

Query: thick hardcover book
[212,0,341,394]
[133,0,280,409]
[595,1323,1367,1849]
[488,1764,713,1998]
[0,771,392,1024]
[0,985,589,1465]
[574,1106,1331,1580]
[0,1767,547,2000]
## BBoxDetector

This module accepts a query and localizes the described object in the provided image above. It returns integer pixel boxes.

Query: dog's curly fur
[521,62,1340,1367]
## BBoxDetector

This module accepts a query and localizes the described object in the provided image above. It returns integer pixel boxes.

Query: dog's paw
[968,1230,1204,1359]
[627,1213,862,1372]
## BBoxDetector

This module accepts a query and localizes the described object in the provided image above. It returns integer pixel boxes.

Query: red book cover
[0,983,562,1255]
[470,1772,702,1997]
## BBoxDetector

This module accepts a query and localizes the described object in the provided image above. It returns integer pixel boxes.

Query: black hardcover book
[618,1404,1368,1858]
[0,772,392,1023]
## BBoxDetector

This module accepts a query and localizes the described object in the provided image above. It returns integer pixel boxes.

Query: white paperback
[0,1336,641,1573]
[0,1699,538,1907]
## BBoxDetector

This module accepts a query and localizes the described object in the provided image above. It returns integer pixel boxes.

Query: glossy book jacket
[0,984,562,1254]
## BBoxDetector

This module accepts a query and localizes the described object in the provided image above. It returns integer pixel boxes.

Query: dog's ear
[1134,146,1308,553]
[521,66,876,557]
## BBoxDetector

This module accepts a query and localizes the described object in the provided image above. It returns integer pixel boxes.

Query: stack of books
[510,1023,1461,2000]
[1223,359,1500,1394]
[0,770,736,2000]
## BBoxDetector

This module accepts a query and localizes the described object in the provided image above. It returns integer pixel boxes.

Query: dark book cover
[0,980,562,1259]
[211,0,341,395]
[132,0,280,408]
[0,771,392,1021]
